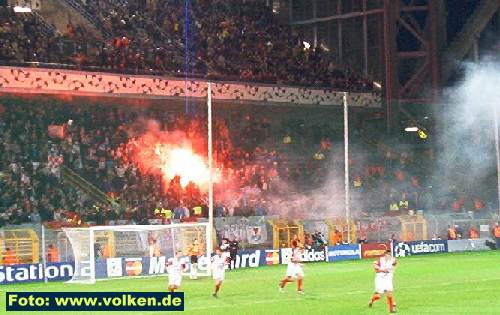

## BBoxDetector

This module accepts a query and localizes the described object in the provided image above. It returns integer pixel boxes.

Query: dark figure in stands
[312,231,327,249]
[228,237,239,270]
[94,243,102,260]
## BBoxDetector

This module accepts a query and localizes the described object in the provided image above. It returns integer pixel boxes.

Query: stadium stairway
[441,0,500,83]
[67,0,190,71]
[61,165,116,207]
[37,0,107,40]
[31,11,57,37]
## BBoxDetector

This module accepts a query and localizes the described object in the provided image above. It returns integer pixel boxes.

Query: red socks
[370,294,394,312]
[297,279,303,291]
[387,296,394,312]
[371,294,381,303]
[279,279,289,288]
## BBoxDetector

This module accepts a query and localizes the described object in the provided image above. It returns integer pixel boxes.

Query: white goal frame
[63,222,211,284]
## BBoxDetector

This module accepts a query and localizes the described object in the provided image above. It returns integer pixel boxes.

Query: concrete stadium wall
[0,67,382,108]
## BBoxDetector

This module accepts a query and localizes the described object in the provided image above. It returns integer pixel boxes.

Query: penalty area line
[186,276,500,312]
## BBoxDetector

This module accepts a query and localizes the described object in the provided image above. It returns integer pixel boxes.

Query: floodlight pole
[343,92,351,243]
[494,105,500,220]
[207,82,214,255]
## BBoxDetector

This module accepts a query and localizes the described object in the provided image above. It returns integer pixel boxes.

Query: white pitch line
[185,276,500,312]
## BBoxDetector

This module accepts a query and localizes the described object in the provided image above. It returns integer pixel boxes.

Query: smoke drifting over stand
[118,114,350,220]
[435,60,500,211]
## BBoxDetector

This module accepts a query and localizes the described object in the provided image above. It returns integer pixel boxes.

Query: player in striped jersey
[278,237,304,294]
[167,250,188,292]
[368,249,397,313]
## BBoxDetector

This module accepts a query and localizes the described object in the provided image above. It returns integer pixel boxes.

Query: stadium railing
[59,0,111,38]
[0,221,497,285]
[0,228,40,264]
[2,214,495,264]
[0,61,379,92]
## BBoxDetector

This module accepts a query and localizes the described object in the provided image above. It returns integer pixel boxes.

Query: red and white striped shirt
[167,257,186,276]
[291,247,302,264]
[374,256,397,274]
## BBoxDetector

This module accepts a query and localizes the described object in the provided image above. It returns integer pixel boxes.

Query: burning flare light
[122,121,218,191]
[124,120,218,191]
[154,144,210,187]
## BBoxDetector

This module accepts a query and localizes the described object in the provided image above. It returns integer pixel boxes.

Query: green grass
[1,251,500,314]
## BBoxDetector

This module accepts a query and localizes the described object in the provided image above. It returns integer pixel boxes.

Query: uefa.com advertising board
[1,239,491,285]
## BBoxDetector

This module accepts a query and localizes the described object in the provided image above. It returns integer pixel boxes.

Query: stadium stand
[0,1,495,231]
[0,1,373,90]
[0,95,491,228]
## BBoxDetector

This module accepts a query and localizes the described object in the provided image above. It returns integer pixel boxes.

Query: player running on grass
[211,247,229,298]
[278,235,304,294]
[368,249,397,313]
[167,250,188,292]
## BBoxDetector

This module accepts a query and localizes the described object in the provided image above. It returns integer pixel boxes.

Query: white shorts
[168,274,182,287]
[375,273,393,293]
[213,269,225,281]
[286,263,304,278]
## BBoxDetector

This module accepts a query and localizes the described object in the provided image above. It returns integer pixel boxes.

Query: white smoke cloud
[435,59,500,211]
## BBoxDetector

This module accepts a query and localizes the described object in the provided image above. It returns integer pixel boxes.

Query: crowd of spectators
[349,144,493,218]
[1,96,494,228]
[0,6,56,63]
[0,1,374,90]
[0,98,331,226]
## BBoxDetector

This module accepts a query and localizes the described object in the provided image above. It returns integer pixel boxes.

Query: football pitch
[1,251,499,315]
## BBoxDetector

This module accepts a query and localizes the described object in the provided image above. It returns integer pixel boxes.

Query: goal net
[63,223,211,283]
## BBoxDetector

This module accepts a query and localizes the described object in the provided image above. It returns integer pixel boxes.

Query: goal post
[63,222,211,283]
